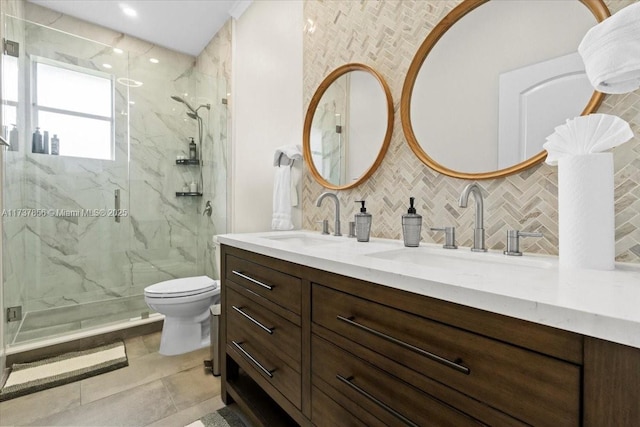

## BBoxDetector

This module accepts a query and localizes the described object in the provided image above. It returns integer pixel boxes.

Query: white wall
[230,0,303,233]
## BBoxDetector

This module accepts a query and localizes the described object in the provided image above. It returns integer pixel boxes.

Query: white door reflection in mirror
[498,52,594,169]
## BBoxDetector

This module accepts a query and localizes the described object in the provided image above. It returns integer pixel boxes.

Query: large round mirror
[303,63,393,190]
[401,0,610,179]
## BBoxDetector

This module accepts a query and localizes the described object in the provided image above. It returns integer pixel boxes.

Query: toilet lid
[144,276,219,298]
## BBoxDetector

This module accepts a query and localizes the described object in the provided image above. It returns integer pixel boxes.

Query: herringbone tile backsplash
[302,0,640,263]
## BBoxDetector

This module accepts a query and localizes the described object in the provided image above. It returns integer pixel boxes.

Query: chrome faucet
[315,192,341,236]
[458,183,487,252]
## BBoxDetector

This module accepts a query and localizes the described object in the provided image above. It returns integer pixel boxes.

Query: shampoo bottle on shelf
[9,124,18,152]
[354,200,372,242]
[402,197,422,247]
[51,134,59,155]
[43,130,49,154]
[189,181,198,193]
[189,137,197,160]
[32,128,42,153]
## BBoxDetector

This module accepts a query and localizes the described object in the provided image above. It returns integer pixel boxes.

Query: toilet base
[159,315,211,356]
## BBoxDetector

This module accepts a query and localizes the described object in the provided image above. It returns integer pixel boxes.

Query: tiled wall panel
[303,0,640,263]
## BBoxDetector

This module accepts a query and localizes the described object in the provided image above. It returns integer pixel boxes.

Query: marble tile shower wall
[302,0,640,264]
[196,21,232,280]
[0,2,228,317]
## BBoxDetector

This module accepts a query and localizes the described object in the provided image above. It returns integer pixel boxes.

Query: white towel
[272,166,294,230]
[578,2,640,94]
[273,144,302,166]
[290,164,301,207]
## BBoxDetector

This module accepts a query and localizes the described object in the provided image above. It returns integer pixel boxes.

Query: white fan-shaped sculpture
[543,114,634,165]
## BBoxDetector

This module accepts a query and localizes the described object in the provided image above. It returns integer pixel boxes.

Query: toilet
[144,275,220,356]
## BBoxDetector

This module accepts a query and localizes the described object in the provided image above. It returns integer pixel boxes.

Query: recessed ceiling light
[102,63,113,69]
[113,48,124,54]
[121,5,137,17]
[149,58,159,64]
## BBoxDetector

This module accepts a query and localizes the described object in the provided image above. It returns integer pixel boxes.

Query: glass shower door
[2,16,133,346]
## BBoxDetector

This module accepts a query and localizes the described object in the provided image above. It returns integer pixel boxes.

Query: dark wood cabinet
[312,283,580,426]
[220,244,640,427]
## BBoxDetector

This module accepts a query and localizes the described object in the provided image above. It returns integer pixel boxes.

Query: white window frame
[2,55,19,132]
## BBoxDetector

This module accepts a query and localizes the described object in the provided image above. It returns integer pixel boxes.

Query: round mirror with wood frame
[401,0,610,180]
[303,63,394,190]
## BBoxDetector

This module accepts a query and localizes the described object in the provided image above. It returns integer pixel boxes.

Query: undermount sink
[366,245,554,270]
[261,233,339,247]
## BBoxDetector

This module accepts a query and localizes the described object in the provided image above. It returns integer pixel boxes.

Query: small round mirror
[303,63,393,190]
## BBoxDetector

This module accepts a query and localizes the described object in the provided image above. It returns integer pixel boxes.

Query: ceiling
[27,0,252,56]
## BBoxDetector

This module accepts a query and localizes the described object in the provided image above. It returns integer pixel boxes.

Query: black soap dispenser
[189,137,197,160]
[355,200,372,242]
[402,197,422,247]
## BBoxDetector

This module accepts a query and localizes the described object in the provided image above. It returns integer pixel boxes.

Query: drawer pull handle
[232,340,275,378]
[231,270,273,290]
[337,315,470,375]
[336,374,419,427]
[232,305,274,334]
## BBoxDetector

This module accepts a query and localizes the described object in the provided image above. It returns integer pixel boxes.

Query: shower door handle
[114,189,121,223]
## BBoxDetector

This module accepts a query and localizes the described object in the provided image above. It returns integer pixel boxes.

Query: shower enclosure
[0,12,228,355]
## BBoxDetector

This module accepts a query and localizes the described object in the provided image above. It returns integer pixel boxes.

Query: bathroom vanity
[218,231,640,427]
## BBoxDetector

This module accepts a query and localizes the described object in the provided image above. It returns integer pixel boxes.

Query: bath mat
[0,341,127,402]
[186,406,247,427]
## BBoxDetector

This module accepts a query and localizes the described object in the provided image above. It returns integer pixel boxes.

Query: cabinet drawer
[227,287,301,369]
[226,337,301,410]
[226,254,301,314]
[311,386,371,427]
[313,284,581,426]
[312,336,483,427]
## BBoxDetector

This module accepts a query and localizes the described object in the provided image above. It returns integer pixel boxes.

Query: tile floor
[0,332,233,427]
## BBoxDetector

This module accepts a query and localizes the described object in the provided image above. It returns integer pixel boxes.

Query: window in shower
[32,57,115,160]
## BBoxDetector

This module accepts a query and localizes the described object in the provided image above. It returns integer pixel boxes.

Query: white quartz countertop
[217,231,640,349]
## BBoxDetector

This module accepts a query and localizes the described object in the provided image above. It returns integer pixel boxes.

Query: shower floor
[11,295,155,345]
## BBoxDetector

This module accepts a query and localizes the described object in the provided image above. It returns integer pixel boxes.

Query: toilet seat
[144,276,219,298]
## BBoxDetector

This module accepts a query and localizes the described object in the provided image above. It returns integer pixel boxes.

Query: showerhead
[170,95,197,114]
[186,112,199,121]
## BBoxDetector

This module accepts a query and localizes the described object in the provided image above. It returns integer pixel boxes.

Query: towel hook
[277,152,294,167]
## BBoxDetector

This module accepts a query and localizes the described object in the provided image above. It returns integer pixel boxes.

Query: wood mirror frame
[303,63,394,190]
[400,0,610,180]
